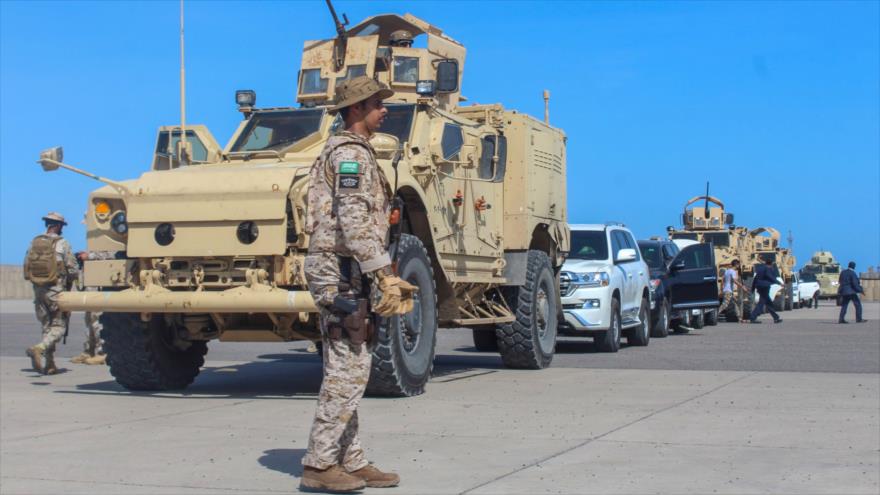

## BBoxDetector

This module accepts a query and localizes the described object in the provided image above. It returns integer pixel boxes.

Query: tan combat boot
[84,354,106,365]
[300,465,365,493]
[44,354,59,375]
[25,345,44,373]
[70,352,90,364]
[349,464,400,488]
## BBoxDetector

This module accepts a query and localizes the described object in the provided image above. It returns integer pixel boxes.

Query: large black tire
[628,297,650,346]
[705,308,718,326]
[497,250,557,369]
[595,298,621,352]
[651,299,670,338]
[367,234,438,397]
[472,327,499,352]
[101,313,207,391]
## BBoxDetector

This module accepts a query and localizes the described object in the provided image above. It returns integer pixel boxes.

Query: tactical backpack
[24,235,62,286]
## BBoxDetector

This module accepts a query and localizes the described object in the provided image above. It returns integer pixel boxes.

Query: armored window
[156,130,208,164]
[335,65,367,86]
[441,123,463,161]
[478,135,507,182]
[703,233,730,247]
[671,232,699,241]
[382,104,415,143]
[231,109,324,152]
[300,69,328,95]
[393,57,419,84]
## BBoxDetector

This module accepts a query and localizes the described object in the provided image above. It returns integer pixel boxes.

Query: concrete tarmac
[1,301,878,494]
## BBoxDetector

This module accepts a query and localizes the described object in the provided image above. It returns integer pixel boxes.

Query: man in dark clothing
[838,261,866,324]
[749,258,783,324]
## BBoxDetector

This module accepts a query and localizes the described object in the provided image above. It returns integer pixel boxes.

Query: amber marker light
[94,201,112,221]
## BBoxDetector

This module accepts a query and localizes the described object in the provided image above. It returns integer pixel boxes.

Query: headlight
[577,272,610,287]
[110,211,128,234]
[582,299,601,309]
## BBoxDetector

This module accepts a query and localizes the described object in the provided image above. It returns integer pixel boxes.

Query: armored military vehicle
[667,192,754,321]
[38,11,569,397]
[749,227,796,311]
[801,251,841,299]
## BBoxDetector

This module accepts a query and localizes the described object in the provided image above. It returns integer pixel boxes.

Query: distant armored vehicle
[749,227,796,311]
[801,251,841,299]
[667,192,751,321]
[39,11,569,396]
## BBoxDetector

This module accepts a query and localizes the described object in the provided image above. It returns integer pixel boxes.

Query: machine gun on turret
[325,0,349,70]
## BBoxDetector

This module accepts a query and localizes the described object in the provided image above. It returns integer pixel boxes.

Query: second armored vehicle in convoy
[39,10,569,396]
[801,251,841,299]
[667,192,750,322]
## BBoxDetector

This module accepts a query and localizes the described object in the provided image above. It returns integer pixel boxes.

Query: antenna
[177,0,189,166]
[543,90,550,124]
[704,181,710,218]
[787,229,793,250]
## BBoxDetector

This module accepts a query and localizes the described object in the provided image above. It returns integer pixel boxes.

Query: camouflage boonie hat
[42,212,67,225]
[329,76,393,113]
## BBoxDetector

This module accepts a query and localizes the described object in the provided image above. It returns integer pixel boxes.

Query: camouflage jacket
[305,131,392,273]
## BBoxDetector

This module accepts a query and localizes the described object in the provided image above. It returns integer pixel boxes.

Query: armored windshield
[824,265,840,274]
[230,109,324,152]
[569,231,609,260]
[702,232,730,247]
[671,232,699,241]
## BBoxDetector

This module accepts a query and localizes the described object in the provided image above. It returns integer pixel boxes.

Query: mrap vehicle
[39,10,569,397]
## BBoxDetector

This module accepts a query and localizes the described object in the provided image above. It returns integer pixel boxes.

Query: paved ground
[1,300,878,494]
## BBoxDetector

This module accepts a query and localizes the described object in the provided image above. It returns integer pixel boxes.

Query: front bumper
[561,286,612,332]
[58,286,317,314]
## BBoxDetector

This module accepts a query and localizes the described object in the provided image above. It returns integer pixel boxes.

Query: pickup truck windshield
[230,109,324,152]
[569,231,609,260]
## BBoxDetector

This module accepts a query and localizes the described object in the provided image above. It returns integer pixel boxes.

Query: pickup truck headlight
[577,272,610,287]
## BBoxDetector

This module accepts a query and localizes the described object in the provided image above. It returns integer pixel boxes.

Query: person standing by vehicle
[718,259,747,322]
[300,76,417,493]
[70,250,116,365]
[749,257,783,324]
[23,212,79,375]
[838,261,866,324]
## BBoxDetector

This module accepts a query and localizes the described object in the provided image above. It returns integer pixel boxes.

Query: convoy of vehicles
[40,11,569,396]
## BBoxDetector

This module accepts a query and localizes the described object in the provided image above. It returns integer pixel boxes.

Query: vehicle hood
[561,259,610,273]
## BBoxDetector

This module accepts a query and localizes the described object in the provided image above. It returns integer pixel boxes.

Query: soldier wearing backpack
[23,212,79,375]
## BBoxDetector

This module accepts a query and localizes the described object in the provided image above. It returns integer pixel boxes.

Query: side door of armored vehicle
[152,125,223,170]
[667,243,719,312]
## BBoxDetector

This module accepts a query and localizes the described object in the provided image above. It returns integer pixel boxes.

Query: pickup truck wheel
[692,311,705,330]
[628,297,650,346]
[497,250,557,369]
[472,327,499,352]
[773,292,785,312]
[101,313,207,391]
[705,309,718,326]
[651,299,670,338]
[367,234,437,397]
[595,298,621,352]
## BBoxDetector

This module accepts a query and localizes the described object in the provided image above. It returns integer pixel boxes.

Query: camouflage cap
[42,212,67,225]
[389,30,413,44]
[329,76,393,113]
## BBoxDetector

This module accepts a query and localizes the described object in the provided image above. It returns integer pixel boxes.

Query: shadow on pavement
[259,448,307,479]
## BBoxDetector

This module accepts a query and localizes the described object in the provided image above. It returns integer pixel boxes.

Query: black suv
[637,239,720,336]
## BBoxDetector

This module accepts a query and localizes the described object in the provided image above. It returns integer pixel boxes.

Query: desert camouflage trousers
[718,291,739,318]
[33,284,68,354]
[302,251,372,471]
[83,311,104,356]
[301,318,372,471]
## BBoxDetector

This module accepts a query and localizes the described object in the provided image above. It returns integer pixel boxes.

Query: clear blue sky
[2,1,878,269]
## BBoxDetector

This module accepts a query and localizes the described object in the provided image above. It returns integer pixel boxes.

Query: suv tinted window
[638,243,663,269]
[569,230,609,260]
[680,244,712,269]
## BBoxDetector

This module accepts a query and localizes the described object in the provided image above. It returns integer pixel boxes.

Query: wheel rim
[641,303,648,338]
[535,275,557,354]
[613,312,620,342]
[536,287,549,339]
[401,290,422,353]
[661,304,668,330]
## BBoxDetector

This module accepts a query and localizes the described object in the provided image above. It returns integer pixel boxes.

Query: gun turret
[325,0,349,70]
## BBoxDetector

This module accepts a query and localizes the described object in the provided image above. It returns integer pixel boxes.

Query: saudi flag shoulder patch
[338,161,360,174]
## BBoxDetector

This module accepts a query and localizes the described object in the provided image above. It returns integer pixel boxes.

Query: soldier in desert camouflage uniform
[300,76,417,493]
[24,212,80,375]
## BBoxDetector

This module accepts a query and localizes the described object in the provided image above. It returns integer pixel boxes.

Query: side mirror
[725,213,734,225]
[670,260,686,271]
[616,248,637,263]
[38,146,63,171]
[436,60,459,93]
[369,132,400,160]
